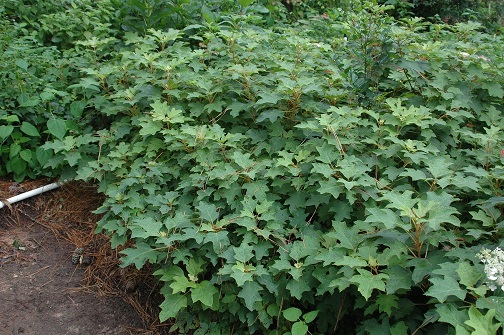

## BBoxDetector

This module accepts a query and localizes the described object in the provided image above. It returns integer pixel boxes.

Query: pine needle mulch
[0,179,171,335]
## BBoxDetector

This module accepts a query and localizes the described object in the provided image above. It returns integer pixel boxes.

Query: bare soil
[0,180,167,335]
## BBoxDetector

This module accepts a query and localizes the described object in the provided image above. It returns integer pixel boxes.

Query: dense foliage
[1,0,503,334]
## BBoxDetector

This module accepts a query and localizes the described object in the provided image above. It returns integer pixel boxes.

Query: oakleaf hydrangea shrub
[37,2,503,334]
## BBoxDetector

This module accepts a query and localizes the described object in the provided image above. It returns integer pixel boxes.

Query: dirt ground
[0,180,167,335]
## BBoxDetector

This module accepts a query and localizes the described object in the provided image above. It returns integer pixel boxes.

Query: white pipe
[0,182,64,209]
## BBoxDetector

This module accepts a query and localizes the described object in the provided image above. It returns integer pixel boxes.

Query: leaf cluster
[1,1,504,334]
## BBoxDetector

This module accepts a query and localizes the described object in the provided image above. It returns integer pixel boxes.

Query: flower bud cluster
[478,247,504,292]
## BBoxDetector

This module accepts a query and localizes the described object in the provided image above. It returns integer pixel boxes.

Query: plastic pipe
[0,182,63,209]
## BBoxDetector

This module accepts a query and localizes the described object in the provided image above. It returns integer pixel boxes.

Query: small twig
[38,279,54,289]
[276,297,284,332]
[328,126,346,158]
[334,291,347,332]
[26,265,50,277]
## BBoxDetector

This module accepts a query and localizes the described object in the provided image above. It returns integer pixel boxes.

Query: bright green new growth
[1,0,504,334]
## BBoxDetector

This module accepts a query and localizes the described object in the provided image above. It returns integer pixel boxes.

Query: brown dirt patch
[0,180,169,335]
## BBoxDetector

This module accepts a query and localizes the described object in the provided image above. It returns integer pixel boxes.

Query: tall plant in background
[339,3,397,105]
[382,0,503,32]
[110,0,191,34]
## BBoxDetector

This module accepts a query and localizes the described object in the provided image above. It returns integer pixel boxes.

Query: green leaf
[257,110,283,123]
[20,122,40,137]
[360,317,394,335]
[17,93,40,107]
[47,119,67,140]
[338,156,368,179]
[291,321,308,335]
[232,151,254,169]
[238,0,255,7]
[10,142,21,158]
[120,242,159,269]
[390,321,409,335]
[317,179,343,199]
[19,149,32,162]
[159,291,187,321]
[381,190,417,218]
[0,125,14,140]
[283,307,302,322]
[437,303,468,327]
[375,294,399,317]
[191,281,218,308]
[64,151,81,166]
[399,168,427,181]
[139,119,162,136]
[36,147,52,166]
[70,100,86,118]
[311,163,334,178]
[327,221,361,250]
[456,262,482,288]
[256,91,282,105]
[315,246,346,266]
[230,262,255,286]
[470,210,494,227]
[455,325,471,335]
[316,143,337,164]
[187,257,206,278]
[8,155,27,177]
[238,281,263,311]
[464,306,502,335]
[476,297,504,323]
[15,59,29,70]
[233,242,254,263]
[303,310,319,323]
[289,235,319,261]
[170,275,197,293]
[286,279,311,300]
[423,192,460,230]
[384,266,413,294]
[196,201,219,222]
[365,207,408,230]
[155,265,185,282]
[2,115,19,123]
[350,269,389,301]
[130,217,163,239]
[332,255,368,267]
[425,156,452,178]
[425,276,467,303]
[482,82,504,98]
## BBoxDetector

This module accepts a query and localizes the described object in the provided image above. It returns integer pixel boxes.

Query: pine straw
[1,179,172,335]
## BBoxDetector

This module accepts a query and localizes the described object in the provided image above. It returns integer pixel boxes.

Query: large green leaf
[47,118,67,140]
[283,307,302,322]
[464,306,502,335]
[327,221,362,250]
[0,125,14,140]
[238,281,263,311]
[196,201,219,222]
[191,281,218,308]
[20,122,40,137]
[425,276,467,303]
[291,321,308,335]
[159,291,188,322]
[238,0,255,7]
[120,242,159,269]
[437,303,468,327]
[350,269,389,301]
